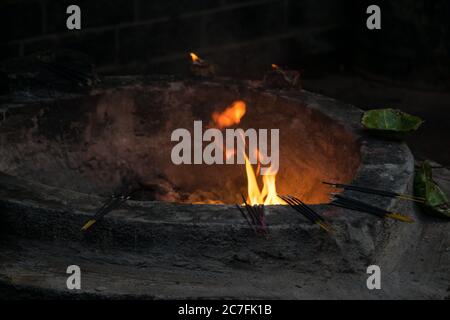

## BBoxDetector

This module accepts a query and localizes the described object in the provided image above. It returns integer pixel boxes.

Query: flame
[190,52,200,63]
[211,100,282,205]
[212,100,246,129]
[245,153,261,204]
[244,154,283,205]
[261,172,281,205]
[271,64,279,70]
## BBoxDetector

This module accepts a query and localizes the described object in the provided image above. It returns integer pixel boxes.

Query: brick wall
[1,0,448,81]
[0,0,352,77]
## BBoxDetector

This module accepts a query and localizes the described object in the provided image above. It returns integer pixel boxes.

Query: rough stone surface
[0,77,447,299]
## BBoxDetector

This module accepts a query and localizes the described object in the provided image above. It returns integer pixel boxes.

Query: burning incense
[323,181,425,203]
[329,194,414,223]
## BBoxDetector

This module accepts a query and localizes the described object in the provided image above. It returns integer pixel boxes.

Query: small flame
[244,154,283,205]
[212,100,246,129]
[244,153,261,205]
[262,173,281,205]
[271,64,279,70]
[190,52,200,63]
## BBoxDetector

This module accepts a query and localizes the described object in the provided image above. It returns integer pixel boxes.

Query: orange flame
[190,52,200,63]
[212,100,282,205]
[212,100,246,129]
[244,154,283,205]
[271,64,279,70]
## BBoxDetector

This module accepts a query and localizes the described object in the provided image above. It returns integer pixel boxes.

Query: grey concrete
[0,77,447,299]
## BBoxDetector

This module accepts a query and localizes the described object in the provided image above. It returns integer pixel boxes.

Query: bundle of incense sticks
[82,181,160,231]
[323,181,425,203]
[278,195,332,232]
[81,194,131,231]
[236,194,268,235]
[330,194,414,223]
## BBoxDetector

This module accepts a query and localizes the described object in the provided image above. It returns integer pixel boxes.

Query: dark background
[1,0,449,165]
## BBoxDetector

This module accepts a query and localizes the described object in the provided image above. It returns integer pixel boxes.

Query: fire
[212,100,283,205]
[212,100,246,129]
[244,154,282,205]
[190,52,201,63]
[271,64,279,70]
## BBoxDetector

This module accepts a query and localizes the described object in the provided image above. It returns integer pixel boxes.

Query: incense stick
[278,195,316,222]
[241,195,259,227]
[279,195,332,232]
[329,194,414,223]
[239,194,268,235]
[236,204,257,233]
[81,192,132,231]
[288,195,332,232]
[323,181,425,203]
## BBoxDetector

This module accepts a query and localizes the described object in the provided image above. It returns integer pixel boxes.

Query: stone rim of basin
[0,77,415,246]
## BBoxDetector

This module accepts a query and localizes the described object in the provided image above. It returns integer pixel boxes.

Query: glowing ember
[212,100,247,129]
[212,100,283,205]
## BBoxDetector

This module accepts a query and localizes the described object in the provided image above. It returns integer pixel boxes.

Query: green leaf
[362,108,423,132]
[414,161,450,218]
